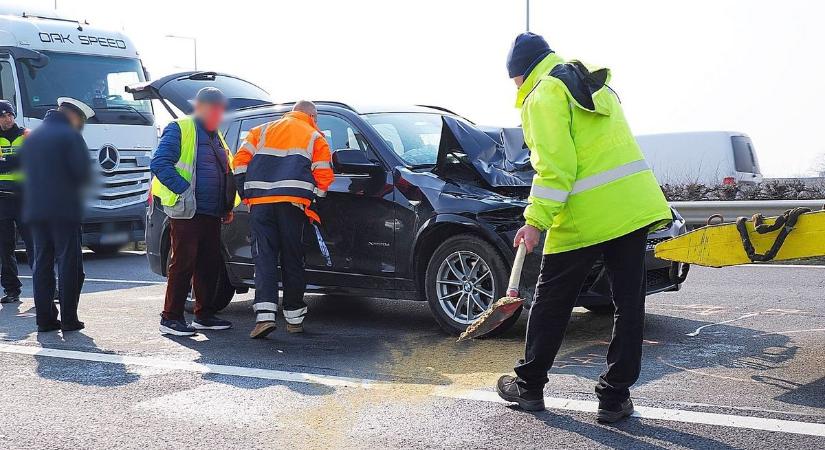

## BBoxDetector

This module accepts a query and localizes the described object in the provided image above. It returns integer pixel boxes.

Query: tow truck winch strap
[735,207,811,262]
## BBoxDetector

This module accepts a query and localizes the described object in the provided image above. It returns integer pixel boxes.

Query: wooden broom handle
[507,241,527,297]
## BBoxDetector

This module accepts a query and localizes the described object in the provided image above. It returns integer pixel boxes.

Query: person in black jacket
[0,100,32,304]
[20,98,93,332]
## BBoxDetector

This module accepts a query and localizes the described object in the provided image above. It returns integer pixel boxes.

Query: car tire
[88,244,123,255]
[424,234,521,336]
[584,304,615,315]
[183,265,235,314]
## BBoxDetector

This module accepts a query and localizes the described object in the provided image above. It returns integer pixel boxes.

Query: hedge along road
[0,251,823,449]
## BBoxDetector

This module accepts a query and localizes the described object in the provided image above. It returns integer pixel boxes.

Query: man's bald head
[292,100,317,117]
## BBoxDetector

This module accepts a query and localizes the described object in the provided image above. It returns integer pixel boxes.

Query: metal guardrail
[670,200,825,226]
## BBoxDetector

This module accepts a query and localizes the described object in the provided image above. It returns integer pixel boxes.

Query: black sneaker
[0,294,20,303]
[61,321,85,332]
[159,318,196,336]
[192,316,232,330]
[597,398,634,423]
[38,321,61,332]
[496,375,545,411]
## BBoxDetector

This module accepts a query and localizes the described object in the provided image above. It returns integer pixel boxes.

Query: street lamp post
[165,34,198,70]
[526,0,530,31]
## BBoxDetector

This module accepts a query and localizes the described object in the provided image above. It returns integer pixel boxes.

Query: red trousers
[162,214,222,320]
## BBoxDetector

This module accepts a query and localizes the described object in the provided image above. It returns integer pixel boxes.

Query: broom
[457,240,527,342]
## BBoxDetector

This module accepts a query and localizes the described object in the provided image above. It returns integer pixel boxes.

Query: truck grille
[88,149,151,209]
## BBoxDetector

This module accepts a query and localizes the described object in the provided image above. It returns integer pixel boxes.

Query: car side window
[315,114,371,154]
[239,115,281,149]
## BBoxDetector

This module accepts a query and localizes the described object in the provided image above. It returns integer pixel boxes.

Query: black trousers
[250,203,308,325]
[30,221,84,327]
[0,204,31,296]
[514,226,648,407]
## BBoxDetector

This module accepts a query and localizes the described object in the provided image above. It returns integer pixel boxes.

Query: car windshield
[362,112,445,166]
[17,51,153,125]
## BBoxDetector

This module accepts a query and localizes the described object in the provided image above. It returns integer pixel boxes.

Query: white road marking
[19,276,165,285]
[686,313,760,337]
[1,343,824,437]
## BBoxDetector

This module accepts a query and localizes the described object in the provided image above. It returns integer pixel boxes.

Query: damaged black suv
[139,72,688,335]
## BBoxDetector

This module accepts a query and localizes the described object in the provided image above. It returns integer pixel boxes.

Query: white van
[636,131,762,186]
[0,5,155,253]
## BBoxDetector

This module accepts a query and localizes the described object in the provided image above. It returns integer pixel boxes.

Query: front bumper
[81,203,147,247]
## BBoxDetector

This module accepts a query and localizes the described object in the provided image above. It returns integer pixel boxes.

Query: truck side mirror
[331,149,382,174]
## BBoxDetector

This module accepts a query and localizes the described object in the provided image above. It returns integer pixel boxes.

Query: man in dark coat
[20,98,93,332]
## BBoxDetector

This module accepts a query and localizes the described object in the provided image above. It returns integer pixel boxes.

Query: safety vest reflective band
[151,117,235,208]
[530,159,650,203]
[0,132,26,183]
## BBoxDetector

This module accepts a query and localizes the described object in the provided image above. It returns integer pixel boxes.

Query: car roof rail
[278,100,358,113]
[416,104,475,124]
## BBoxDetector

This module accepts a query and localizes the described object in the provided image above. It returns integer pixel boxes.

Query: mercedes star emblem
[98,145,120,173]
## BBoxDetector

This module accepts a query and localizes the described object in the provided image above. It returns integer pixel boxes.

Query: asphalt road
[0,251,823,449]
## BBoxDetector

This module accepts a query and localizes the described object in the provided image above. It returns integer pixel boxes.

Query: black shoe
[38,321,61,332]
[192,316,232,330]
[0,294,20,303]
[159,318,196,336]
[496,375,545,411]
[597,398,634,423]
[61,321,85,332]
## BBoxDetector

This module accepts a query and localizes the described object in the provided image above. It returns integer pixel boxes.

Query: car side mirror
[332,149,381,174]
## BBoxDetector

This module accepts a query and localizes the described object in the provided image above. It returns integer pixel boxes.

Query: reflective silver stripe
[253,302,277,312]
[283,307,307,318]
[314,187,327,198]
[255,124,271,151]
[239,141,256,155]
[306,131,320,158]
[283,307,307,324]
[571,160,650,195]
[233,165,247,175]
[256,313,276,322]
[530,184,569,203]
[175,162,193,173]
[257,147,312,159]
[311,161,331,170]
[245,180,315,191]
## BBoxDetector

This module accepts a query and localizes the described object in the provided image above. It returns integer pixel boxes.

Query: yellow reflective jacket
[516,53,671,254]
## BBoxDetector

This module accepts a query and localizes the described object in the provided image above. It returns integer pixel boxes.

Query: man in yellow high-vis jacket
[150,88,237,336]
[495,33,672,423]
[0,100,31,304]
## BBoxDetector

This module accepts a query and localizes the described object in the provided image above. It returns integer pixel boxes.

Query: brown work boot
[250,322,276,339]
[286,323,304,334]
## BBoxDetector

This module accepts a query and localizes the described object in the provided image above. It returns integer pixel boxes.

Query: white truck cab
[0,5,155,252]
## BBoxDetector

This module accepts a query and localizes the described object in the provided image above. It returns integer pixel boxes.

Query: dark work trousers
[514,226,649,407]
[250,202,308,325]
[0,197,32,296]
[30,221,84,327]
[162,214,222,321]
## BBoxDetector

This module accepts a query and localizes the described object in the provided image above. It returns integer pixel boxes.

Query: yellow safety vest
[0,131,26,183]
[151,117,240,210]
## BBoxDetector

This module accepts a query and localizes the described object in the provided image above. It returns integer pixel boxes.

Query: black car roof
[226,101,464,120]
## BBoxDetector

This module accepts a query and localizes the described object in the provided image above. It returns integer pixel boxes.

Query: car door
[306,113,397,281]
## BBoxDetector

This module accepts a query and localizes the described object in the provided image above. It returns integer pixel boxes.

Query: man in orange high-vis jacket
[233,101,334,338]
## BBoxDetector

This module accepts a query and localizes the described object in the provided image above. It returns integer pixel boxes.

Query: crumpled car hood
[433,116,533,187]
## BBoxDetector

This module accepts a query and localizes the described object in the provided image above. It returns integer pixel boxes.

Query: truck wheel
[184,263,236,314]
[88,244,123,255]
[425,235,521,336]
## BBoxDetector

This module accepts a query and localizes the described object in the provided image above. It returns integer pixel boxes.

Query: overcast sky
[31,0,825,176]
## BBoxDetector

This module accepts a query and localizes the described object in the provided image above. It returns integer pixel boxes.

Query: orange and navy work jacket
[233,111,334,222]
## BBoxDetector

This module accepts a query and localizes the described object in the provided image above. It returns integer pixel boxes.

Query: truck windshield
[16,51,153,125]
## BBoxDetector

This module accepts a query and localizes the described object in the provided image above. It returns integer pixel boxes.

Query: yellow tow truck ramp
[654,207,825,268]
